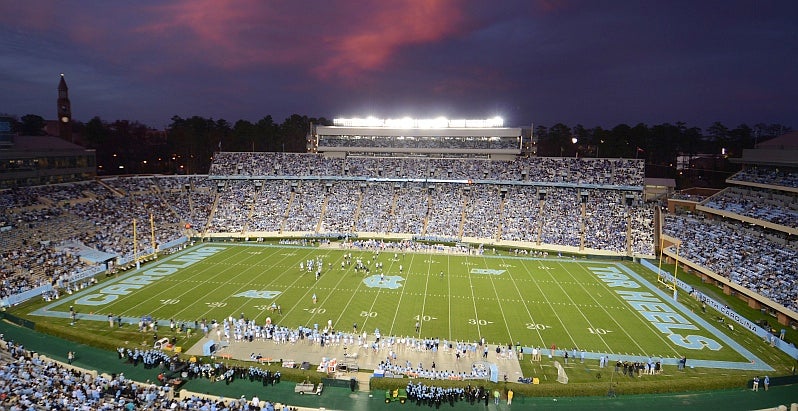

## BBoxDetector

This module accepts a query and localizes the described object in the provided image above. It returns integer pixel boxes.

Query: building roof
[8,135,87,152]
[757,131,798,150]
[644,177,676,188]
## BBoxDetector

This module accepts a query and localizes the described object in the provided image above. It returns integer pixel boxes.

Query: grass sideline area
[5,241,797,398]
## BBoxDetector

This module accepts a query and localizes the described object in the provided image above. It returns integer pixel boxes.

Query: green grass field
[34,242,758,366]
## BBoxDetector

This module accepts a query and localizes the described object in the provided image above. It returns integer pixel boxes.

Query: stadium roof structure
[732,131,798,167]
[313,117,523,156]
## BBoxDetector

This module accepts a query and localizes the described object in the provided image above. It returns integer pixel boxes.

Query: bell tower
[57,73,72,142]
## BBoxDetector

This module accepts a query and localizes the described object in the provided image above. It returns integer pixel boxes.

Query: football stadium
[1,117,797,410]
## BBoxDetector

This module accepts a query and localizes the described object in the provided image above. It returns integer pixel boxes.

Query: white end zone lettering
[589,266,722,351]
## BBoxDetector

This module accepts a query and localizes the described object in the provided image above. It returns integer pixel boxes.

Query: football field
[34,242,766,368]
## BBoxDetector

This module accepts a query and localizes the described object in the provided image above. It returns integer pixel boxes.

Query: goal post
[553,360,569,384]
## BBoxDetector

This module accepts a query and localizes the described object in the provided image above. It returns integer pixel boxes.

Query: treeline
[0,113,328,175]
[1,113,791,183]
[534,122,789,159]
[533,122,790,187]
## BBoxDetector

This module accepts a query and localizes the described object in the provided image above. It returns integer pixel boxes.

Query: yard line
[308,250,374,328]
[417,253,432,336]
[333,261,376,329]
[478,255,515,345]
[498,255,546,346]
[169,245,312,322]
[517,259,580,350]
[386,253,411,337]
[222,246,320,323]
[544,261,616,353]
[447,254,452,340]
[569,262,683,357]
[464,254,482,337]
[112,244,252,319]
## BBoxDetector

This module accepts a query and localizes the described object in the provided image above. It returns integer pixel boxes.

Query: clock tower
[57,73,72,142]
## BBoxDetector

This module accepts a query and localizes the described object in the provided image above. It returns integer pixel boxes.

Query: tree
[84,116,109,149]
[279,114,311,152]
[727,124,753,156]
[20,114,46,135]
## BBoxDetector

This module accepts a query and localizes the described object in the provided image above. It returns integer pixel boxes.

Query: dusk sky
[1,1,796,129]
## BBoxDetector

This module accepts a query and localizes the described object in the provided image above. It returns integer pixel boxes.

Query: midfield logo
[470,268,505,275]
[363,275,404,289]
[232,290,282,299]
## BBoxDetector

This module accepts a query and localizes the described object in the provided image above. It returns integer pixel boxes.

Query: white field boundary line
[567,261,681,358]
[117,245,253,319]
[617,263,768,366]
[37,243,247,323]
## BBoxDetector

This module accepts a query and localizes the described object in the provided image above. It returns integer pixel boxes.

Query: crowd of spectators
[283,181,326,232]
[1,332,280,410]
[628,204,655,256]
[206,181,257,233]
[246,181,292,233]
[728,167,798,189]
[582,190,627,253]
[424,184,463,238]
[669,192,708,202]
[538,188,582,248]
[208,152,645,186]
[500,186,541,243]
[353,183,394,233]
[663,214,798,312]
[1,333,176,410]
[157,176,215,231]
[319,181,359,233]
[702,186,798,228]
[0,177,204,303]
[461,185,502,240]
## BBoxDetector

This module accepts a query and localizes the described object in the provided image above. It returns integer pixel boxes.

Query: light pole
[571,137,578,157]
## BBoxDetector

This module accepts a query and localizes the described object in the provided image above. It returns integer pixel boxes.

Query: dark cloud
[0,0,795,129]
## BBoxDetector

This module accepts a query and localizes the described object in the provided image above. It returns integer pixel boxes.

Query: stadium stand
[663,214,798,313]
[1,154,656,307]
[701,186,797,229]
[727,167,798,189]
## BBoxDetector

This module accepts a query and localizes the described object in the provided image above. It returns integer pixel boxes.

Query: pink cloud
[2,1,472,81]
[130,0,467,79]
[311,1,467,81]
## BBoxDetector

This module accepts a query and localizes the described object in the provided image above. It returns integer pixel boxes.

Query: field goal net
[553,361,569,384]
